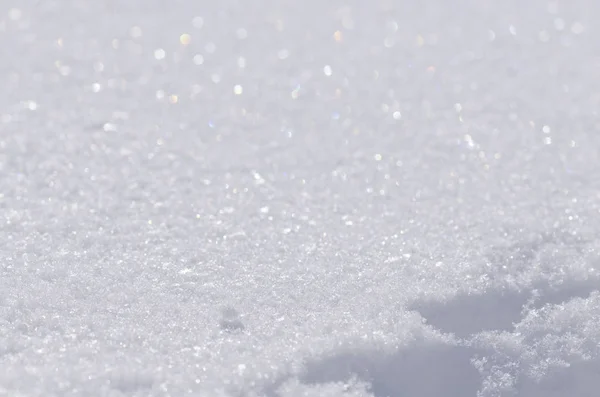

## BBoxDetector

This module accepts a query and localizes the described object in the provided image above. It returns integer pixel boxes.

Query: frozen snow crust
[1,1,599,396]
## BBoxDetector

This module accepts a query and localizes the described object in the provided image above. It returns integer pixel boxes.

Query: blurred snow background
[1,0,600,396]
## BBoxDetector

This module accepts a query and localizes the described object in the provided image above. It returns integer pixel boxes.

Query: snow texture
[1,0,600,396]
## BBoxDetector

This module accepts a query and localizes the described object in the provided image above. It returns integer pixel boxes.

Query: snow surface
[1,1,600,396]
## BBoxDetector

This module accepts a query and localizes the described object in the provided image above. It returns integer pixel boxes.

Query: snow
[1,0,600,396]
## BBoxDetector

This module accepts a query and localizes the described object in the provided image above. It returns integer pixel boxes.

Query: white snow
[1,1,600,396]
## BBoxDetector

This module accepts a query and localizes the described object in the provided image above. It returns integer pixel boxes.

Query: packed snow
[1,1,599,396]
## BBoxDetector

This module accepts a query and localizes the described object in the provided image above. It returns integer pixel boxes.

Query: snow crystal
[1,1,600,396]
